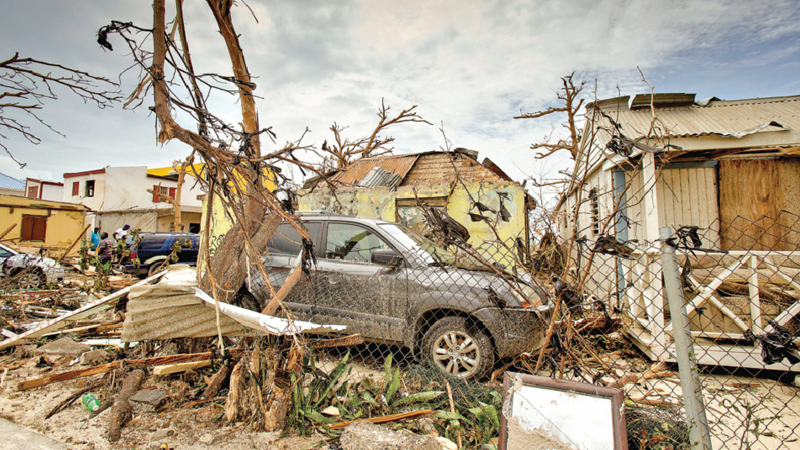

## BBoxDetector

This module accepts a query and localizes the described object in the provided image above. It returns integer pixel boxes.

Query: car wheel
[233,289,261,312]
[422,316,494,380]
[16,269,46,290]
[148,260,169,277]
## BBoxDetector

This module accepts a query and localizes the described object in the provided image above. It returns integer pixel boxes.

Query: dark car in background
[122,232,199,278]
[243,213,552,380]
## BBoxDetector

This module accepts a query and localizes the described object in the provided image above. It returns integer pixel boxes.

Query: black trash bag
[745,323,800,366]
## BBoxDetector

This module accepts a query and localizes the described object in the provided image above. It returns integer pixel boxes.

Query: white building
[25,178,64,201]
[63,165,205,234]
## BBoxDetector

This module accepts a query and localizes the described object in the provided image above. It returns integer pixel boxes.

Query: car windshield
[379,223,455,266]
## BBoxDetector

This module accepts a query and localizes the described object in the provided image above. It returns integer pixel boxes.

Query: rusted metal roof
[331,154,419,187]
[595,95,800,140]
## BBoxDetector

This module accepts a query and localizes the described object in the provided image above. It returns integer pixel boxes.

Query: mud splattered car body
[244,213,552,378]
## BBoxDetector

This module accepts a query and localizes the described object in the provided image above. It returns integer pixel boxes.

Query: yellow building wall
[200,168,279,260]
[298,181,529,264]
[0,194,86,255]
[396,181,528,248]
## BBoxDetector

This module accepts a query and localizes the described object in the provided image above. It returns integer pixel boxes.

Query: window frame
[322,221,398,264]
[21,215,47,242]
[85,180,95,198]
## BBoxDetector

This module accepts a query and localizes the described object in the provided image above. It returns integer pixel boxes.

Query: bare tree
[514,72,585,160]
[99,0,328,340]
[321,99,431,171]
[0,53,121,167]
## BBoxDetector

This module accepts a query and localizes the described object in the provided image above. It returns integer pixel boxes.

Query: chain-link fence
[574,210,800,450]
[232,210,800,449]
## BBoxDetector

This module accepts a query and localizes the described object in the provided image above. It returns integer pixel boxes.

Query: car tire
[16,269,46,290]
[233,289,261,312]
[148,260,169,277]
[421,316,494,380]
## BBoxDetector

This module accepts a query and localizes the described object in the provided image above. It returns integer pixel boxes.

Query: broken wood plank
[0,223,17,241]
[58,224,91,263]
[19,362,122,391]
[18,349,247,391]
[152,360,211,376]
[0,271,166,351]
[328,409,433,430]
[310,334,364,349]
[261,264,302,316]
[45,381,104,419]
[202,360,229,398]
[108,369,144,441]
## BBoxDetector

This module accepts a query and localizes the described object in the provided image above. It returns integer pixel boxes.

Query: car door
[312,222,408,343]
[248,221,323,320]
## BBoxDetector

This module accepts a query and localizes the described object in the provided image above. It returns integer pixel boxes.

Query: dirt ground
[0,354,329,450]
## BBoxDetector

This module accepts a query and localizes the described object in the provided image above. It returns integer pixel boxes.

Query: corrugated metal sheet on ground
[331,154,419,187]
[605,96,800,139]
[121,264,346,342]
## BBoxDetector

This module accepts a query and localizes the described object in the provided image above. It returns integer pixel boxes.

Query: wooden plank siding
[656,167,720,248]
[625,167,720,247]
[400,153,504,186]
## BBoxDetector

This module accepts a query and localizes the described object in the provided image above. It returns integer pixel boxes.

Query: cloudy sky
[1,0,799,186]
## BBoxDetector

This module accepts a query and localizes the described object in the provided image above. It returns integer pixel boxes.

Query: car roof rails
[295,210,336,216]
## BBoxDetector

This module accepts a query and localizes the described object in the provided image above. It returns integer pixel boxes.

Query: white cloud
[0,0,797,184]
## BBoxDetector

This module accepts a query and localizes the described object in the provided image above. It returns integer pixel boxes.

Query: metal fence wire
[237,210,800,449]
[574,210,800,450]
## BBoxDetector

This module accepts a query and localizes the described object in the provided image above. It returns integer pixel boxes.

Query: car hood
[407,266,548,308]
[5,253,63,271]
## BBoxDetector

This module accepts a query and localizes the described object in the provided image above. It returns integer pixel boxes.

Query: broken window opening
[85,180,95,198]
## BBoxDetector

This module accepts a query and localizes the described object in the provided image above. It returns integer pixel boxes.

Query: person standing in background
[97,232,115,265]
[114,224,130,240]
[90,227,101,250]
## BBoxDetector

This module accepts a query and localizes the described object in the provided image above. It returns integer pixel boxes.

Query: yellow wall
[147,163,206,177]
[0,194,86,255]
[200,168,279,259]
[298,181,529,264]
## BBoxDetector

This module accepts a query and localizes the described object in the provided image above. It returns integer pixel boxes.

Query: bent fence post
[660,226,713,450]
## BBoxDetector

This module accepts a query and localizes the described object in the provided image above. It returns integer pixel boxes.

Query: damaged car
[0,243,65,289]
[240,213,552,380]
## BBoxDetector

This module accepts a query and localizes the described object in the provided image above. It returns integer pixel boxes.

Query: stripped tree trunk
[107,369,145,441]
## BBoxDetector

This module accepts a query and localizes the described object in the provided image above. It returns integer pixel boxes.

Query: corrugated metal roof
[0,173,24,191]
[600,95,800,140]
[357,167,403,189]
[331,154,419,187]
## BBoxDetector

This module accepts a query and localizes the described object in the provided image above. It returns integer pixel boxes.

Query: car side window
[0,248,12,258]
[325,223,391,263]
[268,222,321,255]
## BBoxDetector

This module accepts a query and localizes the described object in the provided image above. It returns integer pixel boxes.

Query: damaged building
[558,93,800,369]
[63,165,205,234]
[300,149,536,261]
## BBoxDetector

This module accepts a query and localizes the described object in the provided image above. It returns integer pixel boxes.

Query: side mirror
[372,249,404,267]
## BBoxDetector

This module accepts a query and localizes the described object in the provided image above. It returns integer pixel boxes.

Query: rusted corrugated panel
[401,153,505,186]
[603,95,800,140]
[331,154,419,187]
